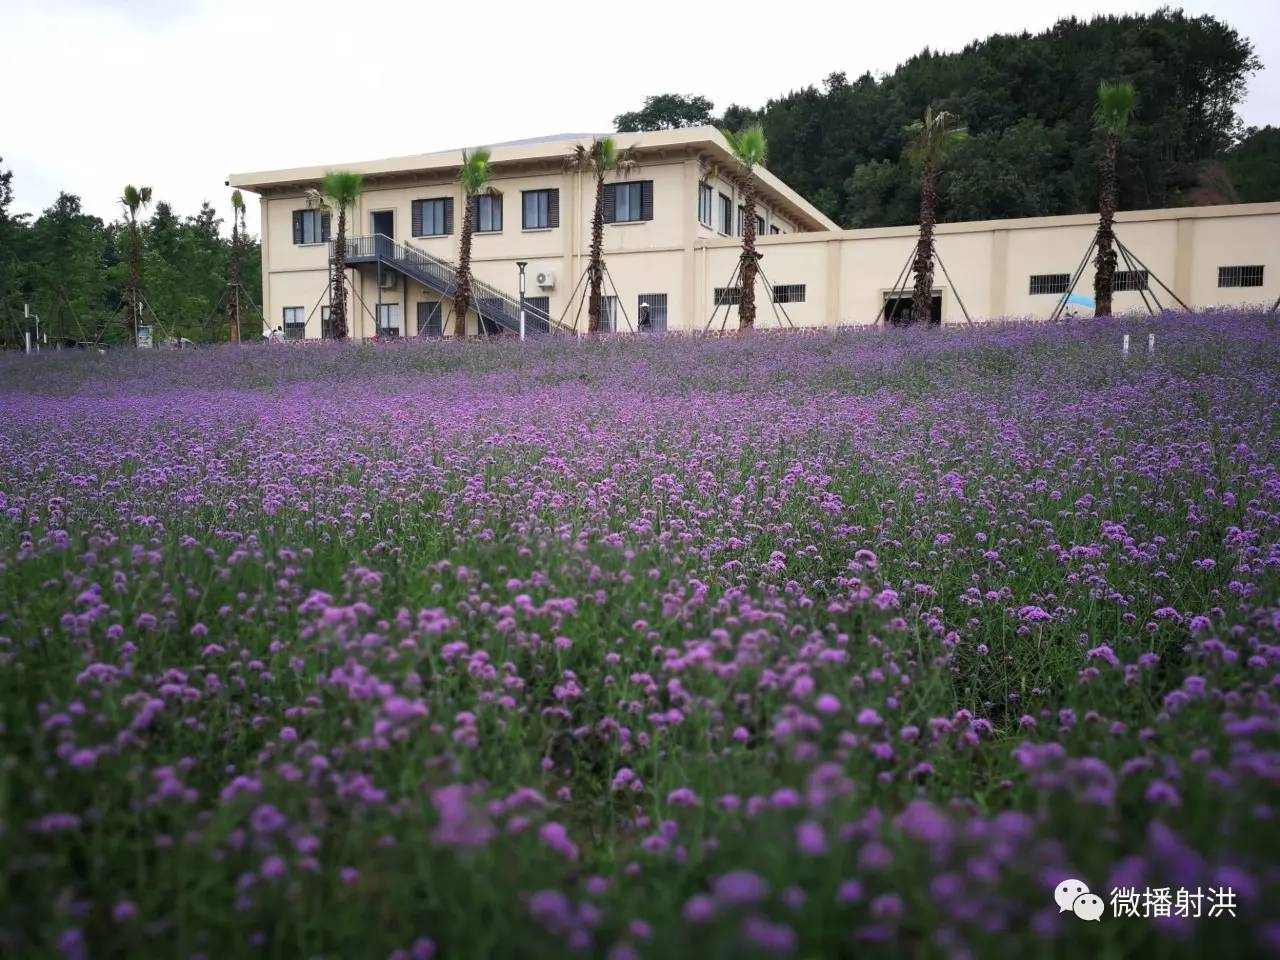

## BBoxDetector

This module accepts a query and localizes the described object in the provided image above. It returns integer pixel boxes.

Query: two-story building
[228,127,1280,336]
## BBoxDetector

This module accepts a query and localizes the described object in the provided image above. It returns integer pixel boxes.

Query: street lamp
[516,261,528,342]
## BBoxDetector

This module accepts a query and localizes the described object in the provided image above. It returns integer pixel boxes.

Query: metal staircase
[336,234,566,336]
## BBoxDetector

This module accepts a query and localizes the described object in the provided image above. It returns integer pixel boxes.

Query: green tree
[453,148,494,338]
[904,107,965,324]
[723,126,768,330]
[615,94,715,132]
[1092,81,1136,317]
[120,184,152,344]
[1225,126,1280,202]
[321,171,363,340]
[942,119,1080,221]
[0,157,30,347]
[566,137,636,333]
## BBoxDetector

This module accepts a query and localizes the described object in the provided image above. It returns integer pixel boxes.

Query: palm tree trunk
[227,218,241,344]
[587,178,605,333]
[331,208,348,339]
[1094,135,1118,317]
[127,219,140,345]
[739,175,758,329]
[912,160,936,325]
[454,197,475,337]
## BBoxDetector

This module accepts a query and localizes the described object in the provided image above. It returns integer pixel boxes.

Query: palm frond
[904,107,966,165]
[1094,81,1137,136]
[230,190,244,211]
[723,125,767,170]
[458,148,493,196]
[321,171,364,211]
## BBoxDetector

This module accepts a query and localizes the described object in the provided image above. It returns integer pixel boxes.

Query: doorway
[371,210,394,238]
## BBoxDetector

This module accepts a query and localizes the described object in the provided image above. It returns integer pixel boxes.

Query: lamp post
[516,261,528,342]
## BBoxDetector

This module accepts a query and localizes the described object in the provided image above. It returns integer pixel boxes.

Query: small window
[376,303,401,337]
[525,295,551,334]
[1114,270,1148,292]
[282,306,306,339]
[292,210,330,245]
[473,193,502,233]
[772,284,805,304]
[719,193,732,235]
[698,184,714,227]
[604,181,653,223]
[417,301,442,337]
[737,206,744,237]
[522,189,559,230]
[756,215,765,235]
[1029,273,1070,295]
[714,287,741,306]
[769,225,781,235]
[412,198,453,237]
[320,306,333,339]
[1218,265,1264,288]
[637,293,668,332]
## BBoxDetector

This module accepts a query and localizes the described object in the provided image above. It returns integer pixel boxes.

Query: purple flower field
[1,313,1277,958]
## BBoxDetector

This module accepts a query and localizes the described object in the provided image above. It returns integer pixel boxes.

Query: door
[371,210,394,239]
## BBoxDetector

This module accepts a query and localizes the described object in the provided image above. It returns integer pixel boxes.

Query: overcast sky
[3,0,1276,237]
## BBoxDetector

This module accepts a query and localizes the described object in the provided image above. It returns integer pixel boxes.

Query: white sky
[2,0,1276,237]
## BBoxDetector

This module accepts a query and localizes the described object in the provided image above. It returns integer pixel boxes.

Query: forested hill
[617,11,1276,228]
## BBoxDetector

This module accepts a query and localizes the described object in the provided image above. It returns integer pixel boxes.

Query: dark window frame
[603,180,653,224]
[417,301,442,337]
[522,189,560,230]
[637,293,668,332]
[472,193,503,234]
[1218,264,1264,288]
[411,197,453,238]
[1113,270,1149,292]
[1029,273,1071,296]
[282,305,306,339]
[772,284,806,304]
[714,287,741,306]
[718,192,732,236]
[698,183,714,227]
[292,209,330,245]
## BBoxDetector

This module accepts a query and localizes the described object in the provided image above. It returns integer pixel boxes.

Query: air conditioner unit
[379,271,397,290]
[535,270,556,289]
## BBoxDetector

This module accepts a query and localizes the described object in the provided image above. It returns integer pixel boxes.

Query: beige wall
[257,171,1280,337]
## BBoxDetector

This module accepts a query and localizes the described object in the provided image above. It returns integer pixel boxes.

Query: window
[1218,265,1264,288]
[756,215,765,235]
[719,193,732,235]
[604,181,653,223]
[376,303,401,337]
[637,293,668,332]
[320,306,333,339]
[1029,273,1071,295]
[772,284,806,304]
[599,295,618,332]
[417,301,442,337]
[769,225,781,235]
[412,198,453,237]
[525,295,551,334]
[292,209,329,245]
[1113,270,1149,292]
[522,189,559,230]
[473,194,502,233]
[714,287,741,306]
[737,206,744,237]
[698,184,714,227]
[282,306,306,340]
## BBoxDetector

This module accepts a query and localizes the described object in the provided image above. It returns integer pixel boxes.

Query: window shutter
[640,180,654,221]
[548,189,560,228]
[444,198,454,235]
[602,184,616,224]
[412,200,422,237]
[469,195,479,226]
[292,211,303,244]
[320,213,331,242]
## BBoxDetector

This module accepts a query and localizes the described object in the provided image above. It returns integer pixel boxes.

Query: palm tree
[453,148,493,338]
[227,190,245,344]
[321,171,363,340]
[723,126,767,329]
[904,108,966,325]
[120,184,152,344]
[1093,81,1136,317]
[567,137,636,333]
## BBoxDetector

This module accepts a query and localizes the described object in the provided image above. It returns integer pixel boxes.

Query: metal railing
[335,234,565,335]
